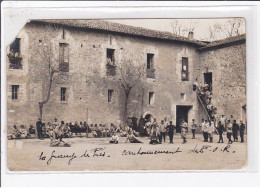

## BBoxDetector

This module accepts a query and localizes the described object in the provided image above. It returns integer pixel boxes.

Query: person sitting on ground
[19,125,28,139]
[125,130,143,143]
[109,132,119,144]
[28,125,36,138]
[149,128,160,145]
[9,125,20,139]
[49,126,71,147]
[63,123,72,138]
[69,122,75,134]
[120,128,128,137]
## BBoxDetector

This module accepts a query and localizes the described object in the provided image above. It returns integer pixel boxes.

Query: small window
[59,43,69,72]
[181,93,186,101]
[61,87,66,101]
[62,29,65,39]
[181,57,189,81]
[106,49,115,66]
[149,92,155,105]
[147,53,154,69]
[10,38,21,53]
[108,90,114,103]
[12,85,19,100]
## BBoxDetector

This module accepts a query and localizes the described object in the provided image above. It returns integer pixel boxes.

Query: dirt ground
[7,133,247,171]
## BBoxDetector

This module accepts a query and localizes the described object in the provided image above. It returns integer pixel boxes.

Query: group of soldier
[9,114,246,146]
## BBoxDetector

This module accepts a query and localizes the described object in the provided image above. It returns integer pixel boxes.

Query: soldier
[232,120,239,142]
[180,120,188,144]
[166,121,176,144]
[203,120,209,142]
[191,119,197,139]
[159,120,166,143]
[217,121,224,143]
[226,120,233,144]
[36,118,43,139]
[239,120,245,143]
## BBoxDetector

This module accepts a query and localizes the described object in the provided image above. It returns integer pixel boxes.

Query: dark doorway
[204,72,212,91]
[144,114,153,121]
[176,105,192,133]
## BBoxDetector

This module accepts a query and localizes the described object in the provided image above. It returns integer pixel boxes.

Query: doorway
[176,105,192,133]
[204,72,212,91]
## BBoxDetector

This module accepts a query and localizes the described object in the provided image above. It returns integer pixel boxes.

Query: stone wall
[199,43,246,122]
[7,22,209,130]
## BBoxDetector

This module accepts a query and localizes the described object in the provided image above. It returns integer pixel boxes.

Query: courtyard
[7,133,247,171]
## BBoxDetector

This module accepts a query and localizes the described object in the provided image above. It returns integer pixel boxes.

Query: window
[181,93,186,101]
[181,57,189,81]
[146,53,156,78]
[10,38,21,53]
[62,29,65,39]
[61,87,66,101]
[108,90,114,103]
[106,49,115,66]
[59,43,69,72]
[147,53,154,69]
[12,85,19,100]
[149,92,155,105]
[8,38,22,69]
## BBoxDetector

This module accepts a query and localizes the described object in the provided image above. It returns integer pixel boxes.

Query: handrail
[195,85,211,121]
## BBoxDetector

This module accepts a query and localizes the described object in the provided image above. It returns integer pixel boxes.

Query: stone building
[6,20,246,131]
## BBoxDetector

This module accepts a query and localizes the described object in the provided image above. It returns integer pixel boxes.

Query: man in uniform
[166,121,176,144]
[232,120,239,142]
[36,118,43,139]
[191,119,197,139]
[239,120,245,143]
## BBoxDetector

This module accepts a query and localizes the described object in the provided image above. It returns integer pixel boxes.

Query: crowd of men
[8,114,246,146]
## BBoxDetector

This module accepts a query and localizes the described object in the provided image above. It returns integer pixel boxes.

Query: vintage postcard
[6,18,246,171]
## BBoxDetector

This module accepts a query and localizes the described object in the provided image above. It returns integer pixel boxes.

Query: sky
[106,18,246,41]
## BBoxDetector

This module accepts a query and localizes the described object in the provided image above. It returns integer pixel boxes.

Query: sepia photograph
[6,18,247,171]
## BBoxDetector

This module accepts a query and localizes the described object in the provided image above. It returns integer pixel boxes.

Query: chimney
[188,31,194,40]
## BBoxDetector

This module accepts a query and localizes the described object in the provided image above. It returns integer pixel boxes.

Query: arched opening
[142,111,154,122]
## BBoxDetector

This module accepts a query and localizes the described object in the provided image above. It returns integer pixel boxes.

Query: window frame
[181,57,189,81]
[60,87,67,102]
[147,53,154,70]
[11,85,19,100]
[149,92,155,105]
[108,89,114,103]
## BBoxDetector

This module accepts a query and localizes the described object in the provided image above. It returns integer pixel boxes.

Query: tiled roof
[30,19,208,47]
[198,34,246,51]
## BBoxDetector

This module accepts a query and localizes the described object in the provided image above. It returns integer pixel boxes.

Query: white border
[1,1,259,187]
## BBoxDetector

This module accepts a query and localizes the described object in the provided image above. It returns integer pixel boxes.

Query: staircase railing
[194,85,212,121]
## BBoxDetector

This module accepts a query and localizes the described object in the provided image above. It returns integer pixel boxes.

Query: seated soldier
[28,125,36,138]
[125,131,143,143]
[19,125,28,138]
[149,128,160,145]
[49,128,71,147]
[64,123,72,138]
[69,122,75,134]
[100,124,105,137]
[109,132,119,144]
[74,121,81,136]
[9,125,20,139]
[96,124,102,137]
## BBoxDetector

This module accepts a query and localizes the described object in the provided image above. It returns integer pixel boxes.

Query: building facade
[6,20,246,130]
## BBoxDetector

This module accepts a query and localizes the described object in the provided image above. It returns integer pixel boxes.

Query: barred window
[61,87,66,101]
[12,85,19,100]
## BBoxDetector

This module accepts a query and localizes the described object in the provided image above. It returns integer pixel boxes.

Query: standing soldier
[200,119,205,142]
[159,120,166,143]
[219,115,226,129]
[226,120,233,144]
[204,120,209,142]
[166,121,176,144]
[208,120,215,143]
[239,120,245,143]
[181,120,188,144]
[217,121,224,143]
[232,120,239,142]
[191,119,197,139]
[36,118,43,139]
